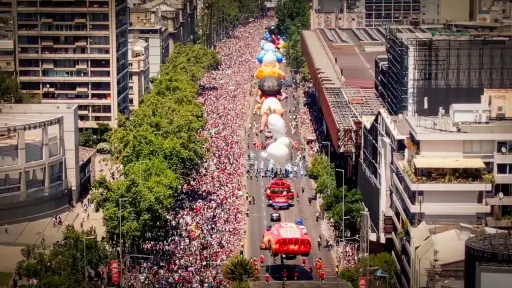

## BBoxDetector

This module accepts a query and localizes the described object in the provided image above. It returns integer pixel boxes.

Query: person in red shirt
[302,257,307,266]
[282,270,288,280]
[319,270,325,284]
[260,255,265,265]
[265,273,270,285]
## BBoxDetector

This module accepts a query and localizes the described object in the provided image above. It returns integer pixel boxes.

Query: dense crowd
[123,18,275,287]
[300,84,324,160]
[336,242,360,269]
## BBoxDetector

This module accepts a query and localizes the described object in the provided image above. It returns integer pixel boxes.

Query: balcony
[76,63,88,69]
[394,153,493,191]
[42,62,54,69]
[41,39,53,46]
[392,174,491,215]
[76,87,89,93]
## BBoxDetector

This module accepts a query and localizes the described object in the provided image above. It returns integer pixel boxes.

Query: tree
[91,159,182,243]
[339,253,398,288]
[79,123,111,148]
[283,24,306,71]
[276,0,310,37]
[222,256,257,283]
[322,187,363,236]
[15,226,110,288]
[0,71,41,104]
[307,155,332,180]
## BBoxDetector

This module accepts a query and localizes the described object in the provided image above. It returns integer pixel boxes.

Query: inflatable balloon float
[252,25,294,168]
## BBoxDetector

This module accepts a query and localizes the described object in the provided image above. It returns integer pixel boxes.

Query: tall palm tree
[222,255,257,283]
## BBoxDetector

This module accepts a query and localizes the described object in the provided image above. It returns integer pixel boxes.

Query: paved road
[245,79,344,286]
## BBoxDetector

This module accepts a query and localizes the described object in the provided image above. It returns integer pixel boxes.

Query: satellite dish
[501,147,507,153]
[498,192,504,200]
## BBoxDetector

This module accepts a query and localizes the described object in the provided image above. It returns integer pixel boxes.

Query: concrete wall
[440,0,470,23]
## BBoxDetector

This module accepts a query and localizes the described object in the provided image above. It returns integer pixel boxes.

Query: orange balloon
[255,67,286,80]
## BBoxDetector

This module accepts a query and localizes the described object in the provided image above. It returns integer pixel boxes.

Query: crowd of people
[336,242,360,268]
[123,17,276,287]
[300,84,324,160]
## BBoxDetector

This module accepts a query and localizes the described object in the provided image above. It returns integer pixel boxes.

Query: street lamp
[83,236,95,283]
[321,141,330,162]
[119,197,128,286]
[336,169,346,241]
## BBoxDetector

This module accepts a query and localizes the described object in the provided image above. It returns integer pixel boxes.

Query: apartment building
[13,0,130,128]
[128,39,150,109]
[129,0,197,77]
[0,0,14,72]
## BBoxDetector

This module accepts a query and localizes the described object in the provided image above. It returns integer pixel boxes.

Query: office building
[128,39,150,109]
[379,27,512,116]
[0,104,79,223]
[13,0,130,128]
[129,0,197,77]
[364,0,421,26]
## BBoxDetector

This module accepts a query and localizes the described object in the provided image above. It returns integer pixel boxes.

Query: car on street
[270,213,281,222]
[295,218,307,234]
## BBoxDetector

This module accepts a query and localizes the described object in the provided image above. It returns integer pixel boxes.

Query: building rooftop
[318,28,385,88]
[408,115,512,136]
[301,30,343,87]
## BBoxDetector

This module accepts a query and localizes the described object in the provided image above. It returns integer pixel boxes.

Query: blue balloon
[275,53,284,64]
[261,41,267,49]
[256,52,265,64]
[264,32,271,40]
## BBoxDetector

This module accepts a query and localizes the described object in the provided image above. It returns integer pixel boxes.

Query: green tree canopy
[95,43,219,245]
[339,252,398,288]
[0,71,41,104]
[276,0,310,36]
[307,155,332,181]
[222,256,257,283]
[322,187,363,236]
[15,227,110,288]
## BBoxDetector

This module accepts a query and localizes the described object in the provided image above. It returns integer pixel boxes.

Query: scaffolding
[324,86,384,154]
[383,28,512,116]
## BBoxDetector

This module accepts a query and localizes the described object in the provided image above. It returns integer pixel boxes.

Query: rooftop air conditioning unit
[497,104,506,119]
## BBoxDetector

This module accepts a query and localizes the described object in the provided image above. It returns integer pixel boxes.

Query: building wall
[0,104,79,223]
[439,0,470,23]
[419,140,464,156]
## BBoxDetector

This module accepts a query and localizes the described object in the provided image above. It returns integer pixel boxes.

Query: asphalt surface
[245,76,345,287]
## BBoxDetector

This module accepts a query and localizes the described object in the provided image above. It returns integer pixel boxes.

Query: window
[497,164,510,174]
[496,184,512,197]
[496,141,512,153]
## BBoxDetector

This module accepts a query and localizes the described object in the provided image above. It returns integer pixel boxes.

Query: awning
[413,158,486,169]
[486,197,512,206]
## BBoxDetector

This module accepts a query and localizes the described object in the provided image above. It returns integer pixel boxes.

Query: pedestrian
[4,224,7,234]
[260,254,265,265]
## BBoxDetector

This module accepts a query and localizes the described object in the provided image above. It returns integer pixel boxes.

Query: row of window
[19,70,110,77]
[20,47,110,55]
[20,59,109,68]
[18,13,110,22]
[19,36,109,45]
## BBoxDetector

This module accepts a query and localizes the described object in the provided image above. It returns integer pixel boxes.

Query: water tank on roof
[449,104,490,123]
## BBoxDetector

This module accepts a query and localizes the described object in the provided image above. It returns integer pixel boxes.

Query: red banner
[111,260,120,284]
[359,276,367,288]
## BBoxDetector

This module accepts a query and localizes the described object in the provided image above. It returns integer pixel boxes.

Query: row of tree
[198,0,266,47]
[91,43,220,247]
[276,0,310,72]
[307,155,363,238]
[15,227,112,287]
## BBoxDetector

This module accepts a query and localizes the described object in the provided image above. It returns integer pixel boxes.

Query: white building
[0,104,79,223]
[421,0,471,24]
[359,90,512,252]
[128,39,150,109]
